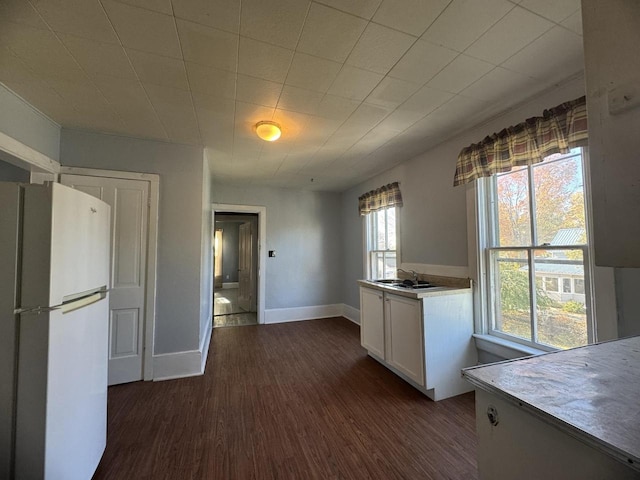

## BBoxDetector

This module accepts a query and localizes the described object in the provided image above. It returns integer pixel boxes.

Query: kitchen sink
[373,278,403,284]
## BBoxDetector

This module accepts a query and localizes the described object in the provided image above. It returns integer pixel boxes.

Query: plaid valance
[453,96,588,186]
[358,182,403,216]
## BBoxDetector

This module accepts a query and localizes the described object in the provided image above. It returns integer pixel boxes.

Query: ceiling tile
[237,37,293,83]
[399,84,454,113]
[236,74,282,107]
[464,6,553,65]
[127,49,189,90]
[460,66,539,103]
[314,0,382,20]
[0,0,48,29]
[144,82,193,109]
[186,62,236,98]
[285,53,342,93]
[59,34,137,81]
[30,0,119,43]
[388,39,458,83]
[113,0,173,15]
[372,0,450,36]
[421,0,514,52]
[561,9,582,36]
[344,102,392,129]
[144,84,200,143]
[519,0,581,23]
[276,85,323,115]
[375,107,425,132]
[192,91,235,118]
[501,26,584,83]
[297,3,366,63]
[240,0,310,49]
[176,19,238,71]
[172,0,240,34]
[365,76,421,109]
[102,0,182,58]
[345,23,416,74]
[315,94,361,121]
[427,54,495,93]
[1,23,88,82]
[327,65,383,101]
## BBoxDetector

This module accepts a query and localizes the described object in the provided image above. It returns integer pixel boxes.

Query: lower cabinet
[360,287,384,358]
[359,285,476,401]
[385,293,424,386]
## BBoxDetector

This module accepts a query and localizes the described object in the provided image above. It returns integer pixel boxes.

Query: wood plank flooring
[93,317,478,480]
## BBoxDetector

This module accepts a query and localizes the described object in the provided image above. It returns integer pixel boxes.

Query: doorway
[213,212,259,327]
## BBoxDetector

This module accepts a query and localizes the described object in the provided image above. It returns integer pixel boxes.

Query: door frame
[60,166,159,381]
[212,203,266,324]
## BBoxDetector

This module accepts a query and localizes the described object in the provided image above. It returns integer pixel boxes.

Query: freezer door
[21,182,110,307]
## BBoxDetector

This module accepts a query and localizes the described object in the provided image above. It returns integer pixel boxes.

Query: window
[366,207,397,279]
[483,148,594,350]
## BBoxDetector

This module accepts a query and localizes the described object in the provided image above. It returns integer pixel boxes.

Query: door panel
[61,174,149,385]
[238,222,252,311]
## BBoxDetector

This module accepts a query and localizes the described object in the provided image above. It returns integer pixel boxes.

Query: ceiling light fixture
[255,121,281,142]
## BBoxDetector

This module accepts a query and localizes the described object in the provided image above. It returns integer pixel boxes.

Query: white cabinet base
[360,286,476,401]
[475,389,640,480]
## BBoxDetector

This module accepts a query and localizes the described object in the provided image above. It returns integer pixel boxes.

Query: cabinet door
[386,294,424,386]
[360,287,385,358]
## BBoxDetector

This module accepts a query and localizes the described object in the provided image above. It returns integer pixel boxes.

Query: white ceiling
[0,0,584,191]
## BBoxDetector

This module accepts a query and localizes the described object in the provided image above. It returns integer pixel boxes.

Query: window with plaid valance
[358,182,403,216]
[453,96,588,186]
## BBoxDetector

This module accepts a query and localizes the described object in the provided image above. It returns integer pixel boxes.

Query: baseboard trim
[264,304,344,324]
[342,304,360,325]
[222,282,238,289]
[153,350,203,381]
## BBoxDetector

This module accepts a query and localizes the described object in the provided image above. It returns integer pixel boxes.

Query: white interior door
[61,174,149,385]
[238,222,252,311]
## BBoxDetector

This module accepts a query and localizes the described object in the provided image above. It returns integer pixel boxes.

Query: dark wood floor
[93,317,478,480]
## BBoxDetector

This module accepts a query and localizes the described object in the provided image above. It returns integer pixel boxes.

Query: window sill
[473,334,549,361]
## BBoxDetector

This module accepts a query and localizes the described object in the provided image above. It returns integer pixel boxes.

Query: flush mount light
[255,121,281,142]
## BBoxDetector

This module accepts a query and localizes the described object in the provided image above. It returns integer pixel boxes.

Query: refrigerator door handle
[60,291,106,314]
[15,289,108,315]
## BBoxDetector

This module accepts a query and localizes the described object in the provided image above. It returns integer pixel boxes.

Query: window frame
[363,206,400,280]
[479,147,597,351]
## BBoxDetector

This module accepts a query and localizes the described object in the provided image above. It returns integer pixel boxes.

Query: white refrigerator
[0,181,111,480]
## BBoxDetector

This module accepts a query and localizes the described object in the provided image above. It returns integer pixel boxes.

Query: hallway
[214,287,257,327]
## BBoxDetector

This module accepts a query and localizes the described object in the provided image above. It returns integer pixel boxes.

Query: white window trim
[362,206,401,279]
[468,148,619,356]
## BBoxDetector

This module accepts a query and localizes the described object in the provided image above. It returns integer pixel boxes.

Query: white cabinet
[359,285,476,401]
[360,287,385,358]
[385,293,424,386]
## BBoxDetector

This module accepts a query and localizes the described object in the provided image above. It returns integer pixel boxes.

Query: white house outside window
[483,148,595,350]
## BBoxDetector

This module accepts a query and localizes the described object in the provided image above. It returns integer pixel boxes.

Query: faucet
[398,269,419,283]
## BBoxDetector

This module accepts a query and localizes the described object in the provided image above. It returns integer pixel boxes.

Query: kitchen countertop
[358,279,471,299]
[463,336,640,471]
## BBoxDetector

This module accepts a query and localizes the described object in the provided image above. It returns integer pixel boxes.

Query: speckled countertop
[463,336,640,471]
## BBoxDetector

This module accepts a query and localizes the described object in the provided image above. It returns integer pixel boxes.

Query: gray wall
[216,221,240,283]
[583,0,640,336]
[211,184,343,309]
[0,160,30,182]
[0,84,60,161]
[60,128,206,355]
